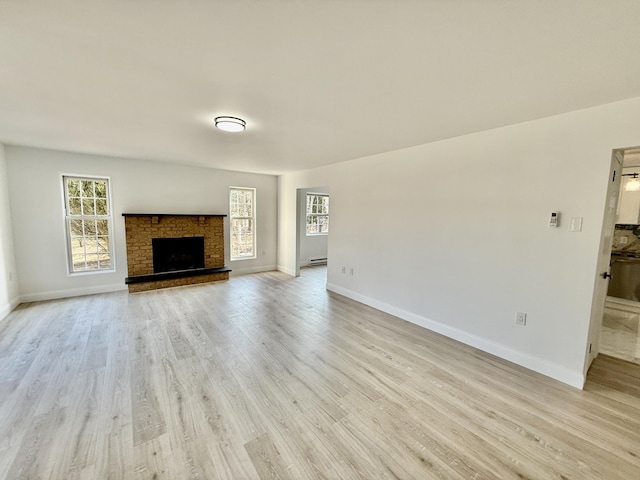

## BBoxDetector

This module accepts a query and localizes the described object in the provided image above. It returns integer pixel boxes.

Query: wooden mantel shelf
[122,213,227,217]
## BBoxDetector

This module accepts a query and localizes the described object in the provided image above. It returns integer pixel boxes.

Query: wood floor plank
[5,407,67,480]
[44,368,105,480]
[245,433,297,480]
[208,439,260,480]
[1,266,640,479]
[130,353,167,447]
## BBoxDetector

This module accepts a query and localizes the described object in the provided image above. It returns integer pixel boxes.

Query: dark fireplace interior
[152,236,205,273]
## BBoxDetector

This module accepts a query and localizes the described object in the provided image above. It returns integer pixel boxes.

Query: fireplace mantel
[123,213,230,292]
[122,213,227,217]
[122,213,227,226]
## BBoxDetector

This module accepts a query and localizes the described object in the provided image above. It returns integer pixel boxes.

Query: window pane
[97,236,110,253]
[96,219,109,235]
[81,180,94,198]
[318,215,329,233]
[72,253,88,271]
[67,179,80,197]
[307,216,318,235]
[82,198,95,215]
[69,197,82,215]
[95,181,107,198]
[321,197,329,213]
[70,241,85,267]
[83,219,97,235]
[230,193,239,216]
[70,219,83,236]
[98,254,111,269]
[84,237,99,253]
[95,198,107,215]
[85,254,99,270]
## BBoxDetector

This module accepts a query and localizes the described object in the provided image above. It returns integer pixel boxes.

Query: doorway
[601,147,640,365]
[295,186,330,279]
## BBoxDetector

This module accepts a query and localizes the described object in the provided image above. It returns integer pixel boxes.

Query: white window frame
[62,174,115,275]
[306,193,329,236]
[229,186,257,261]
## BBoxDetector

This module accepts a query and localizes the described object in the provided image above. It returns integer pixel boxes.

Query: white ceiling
[2,1,640,175]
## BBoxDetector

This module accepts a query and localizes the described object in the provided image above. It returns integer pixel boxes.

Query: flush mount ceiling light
[214,116,246,132]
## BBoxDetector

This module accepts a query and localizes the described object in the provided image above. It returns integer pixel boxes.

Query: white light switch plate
[569,217,583,232]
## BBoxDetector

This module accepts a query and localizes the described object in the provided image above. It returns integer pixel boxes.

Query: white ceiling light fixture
[623,173,640,192]
[214,116,246,132]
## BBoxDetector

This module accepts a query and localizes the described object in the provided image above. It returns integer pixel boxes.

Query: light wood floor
[602,300,640,365]
[1,267,639,479]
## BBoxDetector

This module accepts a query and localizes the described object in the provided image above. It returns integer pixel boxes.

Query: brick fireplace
[123,213,230,293]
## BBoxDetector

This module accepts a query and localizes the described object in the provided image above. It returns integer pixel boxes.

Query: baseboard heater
[308,258,327,265]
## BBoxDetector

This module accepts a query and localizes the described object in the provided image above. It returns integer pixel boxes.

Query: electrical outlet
[341,266,346,274]
[515,312,527,326]
[350,267,354,276]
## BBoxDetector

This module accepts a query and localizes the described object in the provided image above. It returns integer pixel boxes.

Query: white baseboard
[326,282,585,389]
[277,265,296,276]
[18,267,280,302]
[605,296,640,313]
[229,265,277,276]
[0,296,21,321]
[20,283,127,303]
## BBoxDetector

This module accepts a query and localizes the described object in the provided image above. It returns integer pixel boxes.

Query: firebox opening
[152,236,205,273]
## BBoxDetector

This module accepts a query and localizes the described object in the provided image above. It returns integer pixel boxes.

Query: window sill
[67,268,116,277]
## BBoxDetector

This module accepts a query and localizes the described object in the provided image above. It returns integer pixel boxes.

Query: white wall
[5,146,277,301]
[278,96,640,388]
[298,186,329,267]
[0,143,19,320]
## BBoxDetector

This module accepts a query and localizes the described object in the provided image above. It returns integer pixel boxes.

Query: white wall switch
[516,312,527,326]
[569,217,583,232]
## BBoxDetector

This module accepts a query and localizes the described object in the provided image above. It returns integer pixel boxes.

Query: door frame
[585,149,624,374]
[294,186,330,277]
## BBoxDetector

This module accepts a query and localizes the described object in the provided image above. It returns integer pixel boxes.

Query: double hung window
[63,176,113,273]
[230,187,256,260]
[306,193,329,235]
